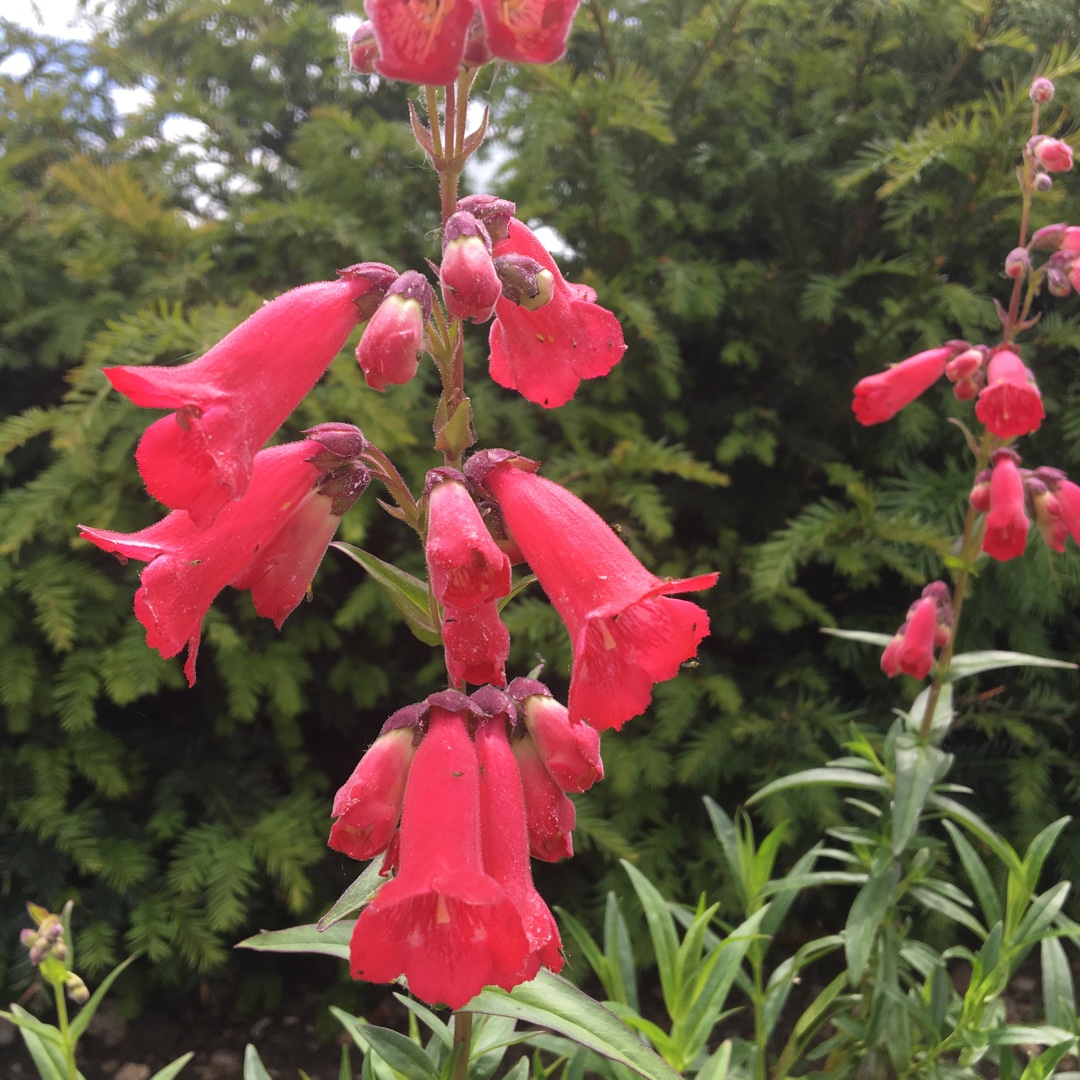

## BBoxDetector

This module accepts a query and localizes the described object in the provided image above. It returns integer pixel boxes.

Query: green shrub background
[2,0,1080,1008]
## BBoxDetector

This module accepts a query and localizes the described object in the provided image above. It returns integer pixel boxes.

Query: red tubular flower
[511,732,575,861]
[982,450,1029,561]
[356,271,434,392]
[478,0,579,64]
[1056,477,1080,547]
[975,350,1044,439]
[488,220,626,408]
[881,597,938,680]
[349,708,529,1009]
[852,345,959,425]
[107,265,395,529]
[79,431,366,684]
[442,601,510,688]
[470,453,717,730]
[474,715,563,983]
[329,727,418,861]
[365,0,477,85]
[517,686,603,792]
[425,473,511,610]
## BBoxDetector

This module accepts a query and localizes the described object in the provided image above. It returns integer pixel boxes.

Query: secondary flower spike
[79,429,368,685]
[106,265,395,529]
[852,343,964,425]
[348,706,530,1008]
[468,451,717,730]
[488,219,626,408]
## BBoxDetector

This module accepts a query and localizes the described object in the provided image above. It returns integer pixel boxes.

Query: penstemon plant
[22,5,1078,1080]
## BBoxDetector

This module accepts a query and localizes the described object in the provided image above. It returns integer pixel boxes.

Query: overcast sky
[6,0,102,39]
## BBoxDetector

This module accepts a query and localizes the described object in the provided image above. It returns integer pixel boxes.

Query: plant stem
[51,976,78,1080]
[452,1009,473,1080]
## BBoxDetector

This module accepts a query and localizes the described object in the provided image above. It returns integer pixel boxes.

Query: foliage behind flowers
[2,0,1080,1032]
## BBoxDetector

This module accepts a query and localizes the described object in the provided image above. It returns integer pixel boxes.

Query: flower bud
[349,21,379,74]
[1030,78,1055,104]
[1030,136,1074,173]
[1029,478,1066,552]
[969,469,992,513]
[1047,265,1071,296]
[1030,223,1070,251]
[457,195,516,243]
[356,270,434,391]
[1004,247,1030,279]
[1035,172,1054,192]
[511,733,575,861]
[440,212,502,323]
[493,254,555,309]
[520,693,603,793]
[64,974,89,1005]
[944,346,984,382]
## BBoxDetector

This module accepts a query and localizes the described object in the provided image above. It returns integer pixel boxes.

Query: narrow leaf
[947,650,1077,680]
[235,920,353,960]
[317,861,385,930]
[621,861,681,1013]
[1040,937,1076,1030]
[148,1052,195,1080]
[845,853,897,982]
[244,1045,273,1080]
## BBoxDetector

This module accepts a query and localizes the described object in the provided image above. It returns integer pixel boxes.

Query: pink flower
[1056,477,1080,547]
[469,452,717,730]
[852,345,958,425]
[349,707,529,1008]
[474,714,563,983]
[356,271,434,392]
[442,601,510,687]
[982,450,1029,561]
[425,473,511,610]
[880,597,937,680]
[364,0,478,85]
[1032,136,1074,173]
[975,350,1044,439]
[106,265,395,529]
[488,220,626,408]
[329,727,417,861]
[477,0,579,64]
[79,430,367,684]
[348,21,379,73]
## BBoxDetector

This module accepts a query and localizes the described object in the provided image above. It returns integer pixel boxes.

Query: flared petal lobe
[108,266,394,528]
[348,709,529,1008]
[476,460,716,729]
[478,0,579,64]
[488,220,626,408]
[365,0,477,85]
[975,350,1044,439]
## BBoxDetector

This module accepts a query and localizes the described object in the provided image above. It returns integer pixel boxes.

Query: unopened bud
[355,271,434,392]
[314,462,372,516]
[1035,172,1054,192]
[304,422,367,468]
[64,974,89,1004]
[348,22,379,74]
[1004,247,1031,279]
[969,469,992,513]
[952,377,980,402]
[1030,78,1055,104]
[1030,223,1070,251]
[457,195,516,244]
[1031,136,1074,173]
[1047,266,1071,297]
[945,346,985,382]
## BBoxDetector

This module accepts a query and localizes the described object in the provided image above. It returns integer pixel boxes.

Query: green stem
[452,1009,473,1080]
[52,976,78,1080]
[917,429,995,739]
[751,956,768,1080]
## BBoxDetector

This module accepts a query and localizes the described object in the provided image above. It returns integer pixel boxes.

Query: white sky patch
[5,0,105,41]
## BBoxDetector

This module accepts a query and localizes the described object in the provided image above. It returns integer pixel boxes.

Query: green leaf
[332,543,440,646]
[820,628,894,647]
[984,1025,1075,1047]
[749,767,889,804]
[909,886,985,936]
[341,1020,438,1079]
[393,994,453,1049]
[773,971,848,1077]
[891,736,950,856]
[9,1009,70,1080]
[943,820,1002,929]
[235,920,353,960]
[845,852,898,982]
[928,795,1025,878]
[149,1052,195,1080]
[467,969,682,1080]
[1040,937,1076,1030]
[1023,818,1071,893]
[621,861,681,1013]
[243,1044,273,1080]
[1020,1037,1078,1080]
[905,684,954,739]
[317,861,385,930]
[1015,882,1071,948]
[696,1041,733,1080]
[947,650,1077,680]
